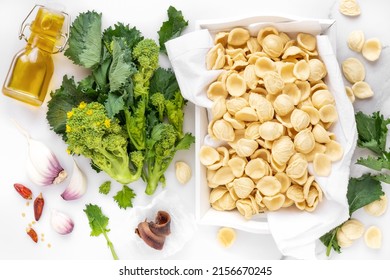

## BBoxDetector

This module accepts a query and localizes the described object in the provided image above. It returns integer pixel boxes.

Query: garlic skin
[51,209,74,235]
[14,121,67,186]
[61,159,87,200]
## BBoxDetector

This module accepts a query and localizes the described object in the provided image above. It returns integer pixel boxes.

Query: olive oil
[3,6,67,106]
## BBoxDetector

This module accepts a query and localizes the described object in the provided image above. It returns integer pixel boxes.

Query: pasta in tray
[200,26,344,219]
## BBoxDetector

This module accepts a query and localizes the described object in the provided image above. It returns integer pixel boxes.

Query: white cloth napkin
[165,16,357,259]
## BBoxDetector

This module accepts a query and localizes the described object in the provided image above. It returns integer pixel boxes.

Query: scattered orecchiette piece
[325,140,344,161]
[175,161,192,184]
[293,60,311,81]
[352,81,374,99]
[211,96,227,120]
[312,124,331,144]
[226,73,246,97]
[235,138,258,157]
[228,156,246,178]
[206,43,225,70]
[290,109,311,132]
[259,121,284,141]
[247,37,261,54]
[345,86,355,103]
[286,185,305,203]
[319,104,338,123]
[212,119,235,142]
[339,0,361,17]
[200,146,220,166]
[263,71,285,95]
[228,28,251,47]
[362,38,382,62]
[236,198,256,219]
[207,81,228,101]
[342,57,365,83]
[245,158,269,180]
[211,166,235,185]
[313,153,332,176]
[254,57,276,78]
[235,107,259,122]
[243,64,258,89]
[232,177,255,199]
[286,157,308,180]
[214,32,229,47]
[279,63,296,83]
[257,27,279,44]
[209,186,229,204]
[337,228,353,248]
[305,143,326,162]
[226,97,248,115]
[364,226,382,249]
[347,30,365,53]
[272,136,295,164]
[257,176,282,196]
[212,191,237,211]
[262,34,284,58]
[217,227,236,248]
[283,83,301,105]
[364,195,387,217]
[297,33,316,51]
[275,172,291,193]
[223,112,245,130]
[300,105,320,125]
[273,94,295,116]
[308,59,327,82]
[245,122,261,139]
[294,128,315,154]
[341,219,365,240]
[262,194,285,211]
[311,89,335,109]
[296,80,311,101]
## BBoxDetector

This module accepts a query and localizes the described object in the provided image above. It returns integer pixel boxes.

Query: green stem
[102,231,119,260]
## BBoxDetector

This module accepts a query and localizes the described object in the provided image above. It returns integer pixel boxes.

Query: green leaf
[319,226,341,257]
[102,23,143,52]
[374,173,390,184]
[355,111,390,155]
[108,38,137,92]
[347,174,384,215]
[99,181,111,195]
[149,67,180,99]
[84,204,109,237]
[158,6,188,54]
[64,11,102,69]
[175,133,195,151]
[105,92,126,118]
[46,76,97,140]
[357,155,390,171]
[113,185,136,209]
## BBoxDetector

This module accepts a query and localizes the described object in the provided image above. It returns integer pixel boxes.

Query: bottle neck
[27,32,57,53]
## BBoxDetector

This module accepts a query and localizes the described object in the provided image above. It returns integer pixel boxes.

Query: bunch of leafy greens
[47,7,193,198]
[84,204,119,260]
[320,111,388,256]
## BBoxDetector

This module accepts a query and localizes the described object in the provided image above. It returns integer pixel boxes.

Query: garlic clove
[51,209,74,235]
[14,121,67,186]
[61,158,87,200]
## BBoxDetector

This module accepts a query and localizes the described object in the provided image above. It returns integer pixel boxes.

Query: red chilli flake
[14,183,33,200]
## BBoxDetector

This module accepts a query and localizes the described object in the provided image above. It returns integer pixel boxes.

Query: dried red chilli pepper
[14,183,32,200]
[34,193,44,221]
[26,227,38,243]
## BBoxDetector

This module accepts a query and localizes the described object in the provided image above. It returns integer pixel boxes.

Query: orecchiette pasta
[201,26,343,218]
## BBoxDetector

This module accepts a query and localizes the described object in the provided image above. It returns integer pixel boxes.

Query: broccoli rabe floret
[144,123,194,195]
[150,92,165,121]
[132,39,159,98]
[66,101,144,184]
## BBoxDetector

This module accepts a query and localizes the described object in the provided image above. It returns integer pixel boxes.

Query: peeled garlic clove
[175,161,191,184]
[362,38,382,61]
[51,209,74,235]
[61,158,87,200]
[14,121,67,186]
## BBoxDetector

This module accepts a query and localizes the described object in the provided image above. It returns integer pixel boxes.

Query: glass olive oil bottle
[3,5,68,106]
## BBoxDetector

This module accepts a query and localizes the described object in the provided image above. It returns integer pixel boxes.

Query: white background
[0,0,390,260]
